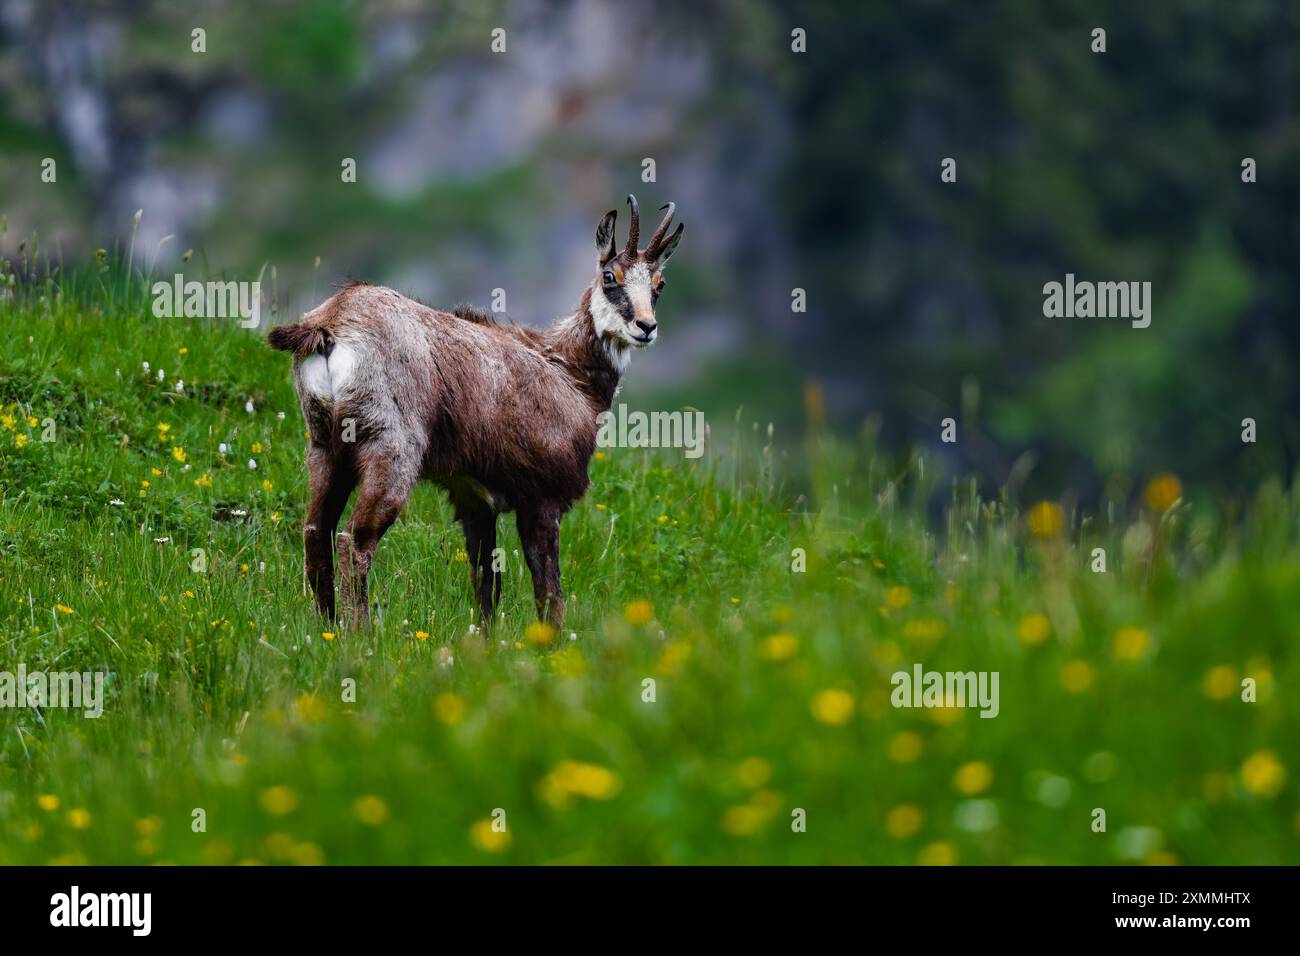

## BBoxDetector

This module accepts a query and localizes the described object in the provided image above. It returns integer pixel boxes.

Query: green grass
[0,268,1297,865]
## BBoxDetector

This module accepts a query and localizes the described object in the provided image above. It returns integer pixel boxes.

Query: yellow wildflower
[887,731,923,763]
[1061,659,1095,694]
[353,795,389,826]
[539,760,622,808]
[433,693,467,725]
[1201,665,1238,701]
[469,818,511,853]
[810,689,854,726]
[623,600,654,626]
[953,760,993,795]
[67,809,92,829]
[885,804,924,839]
[759,632,798,662]
[1240,751,1285,798]
[1145,473,1182,513]
[1113,626,1152,661]
[1018,613,1051,645]
[884,585,912,610]
[525,621,556,646]
[1027,501,1064,537]
[917,841,957,866]
[735,757,772,789]
[258,786,299,816]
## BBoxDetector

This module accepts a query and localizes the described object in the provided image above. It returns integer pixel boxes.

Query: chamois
[267,196,684,628]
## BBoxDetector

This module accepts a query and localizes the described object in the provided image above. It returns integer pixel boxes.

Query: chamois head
[591,194,684,350]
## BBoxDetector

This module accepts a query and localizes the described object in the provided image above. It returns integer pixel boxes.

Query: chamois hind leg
[337,449,418,626]
[452,492,500,625]
[516,503,565,629]
[304,444,356,620]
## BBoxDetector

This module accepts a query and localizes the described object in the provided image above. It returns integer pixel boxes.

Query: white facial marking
[590,283,623,339]
[591,261,658,371]
[623,261,656,337]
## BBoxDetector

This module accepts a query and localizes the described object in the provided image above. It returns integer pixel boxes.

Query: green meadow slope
[0,277,1297,865]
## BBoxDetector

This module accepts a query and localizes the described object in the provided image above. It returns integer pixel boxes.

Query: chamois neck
[546,286,627,412]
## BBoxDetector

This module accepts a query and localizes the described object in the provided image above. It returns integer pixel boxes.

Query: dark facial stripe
[603,283,635,323]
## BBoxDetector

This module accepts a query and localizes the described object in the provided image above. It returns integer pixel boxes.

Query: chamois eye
[602,270,617,286]
[656,278,666,293]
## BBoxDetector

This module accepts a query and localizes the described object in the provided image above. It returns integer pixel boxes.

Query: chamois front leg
[453,495,500,625]
[517,504,565,629]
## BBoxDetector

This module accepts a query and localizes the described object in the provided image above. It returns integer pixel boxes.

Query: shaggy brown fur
[268,197,683,628]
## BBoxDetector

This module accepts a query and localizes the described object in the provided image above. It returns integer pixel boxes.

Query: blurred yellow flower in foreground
[1201,665,1238,701]
[525,621,556,646]
[433,692,467,725]
[1017,613,1051,646]
[353,795,390,826]
[1240,751,1286,798]
[540,760,622,808]
[37,794,60,812]
[884,585,912,610]
[721,790,782,837]
[736,757,772,789]
[928,705,963,725]
[917,841,957,866]
[656,641,690,674]
[953,761,994,796]
[810,689,854,726]
[1060,659,1095,694]
[258,786,299,816]
[759,633,798,662]
[470,818,511,853]
[885,804,924,839]
[1113,626,1152,661]
[1145,473,1182,513]
[67,809,92,829]
[295,693,327,723]
[904,617,945,643]
[722,803,772,837]
[292,842,325,866]
[623,600,654,626]
[887,731,923,764]
[1026,501,1064,537]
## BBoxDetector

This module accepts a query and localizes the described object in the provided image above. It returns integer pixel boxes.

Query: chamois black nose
[635,319,657,336]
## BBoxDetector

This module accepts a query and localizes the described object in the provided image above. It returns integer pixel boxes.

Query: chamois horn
[646,202,676,258]
[624,194,640,255]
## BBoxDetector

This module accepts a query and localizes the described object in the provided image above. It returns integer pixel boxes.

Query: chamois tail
[267,323,330,357]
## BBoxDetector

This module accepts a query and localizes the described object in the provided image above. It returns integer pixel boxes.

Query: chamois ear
[596,210,618,264]
[654,222,684,268]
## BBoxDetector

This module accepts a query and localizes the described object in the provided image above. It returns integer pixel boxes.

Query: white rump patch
[298,340,359,402]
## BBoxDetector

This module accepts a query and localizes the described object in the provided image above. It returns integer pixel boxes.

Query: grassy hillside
[0,271,1297,865]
